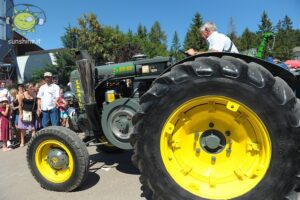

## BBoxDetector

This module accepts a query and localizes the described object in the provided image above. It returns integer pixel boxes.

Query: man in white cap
[37,72,60,127]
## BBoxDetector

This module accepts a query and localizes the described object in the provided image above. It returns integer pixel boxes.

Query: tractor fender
[166,52,298,91]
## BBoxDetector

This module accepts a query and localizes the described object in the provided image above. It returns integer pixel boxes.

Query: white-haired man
[186,22,239,56]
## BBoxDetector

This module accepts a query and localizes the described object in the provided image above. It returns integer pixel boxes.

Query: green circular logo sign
[13,11,37,32]
[5,4,46,35]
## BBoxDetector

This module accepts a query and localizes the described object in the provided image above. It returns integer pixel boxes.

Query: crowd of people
[0,72,70,152]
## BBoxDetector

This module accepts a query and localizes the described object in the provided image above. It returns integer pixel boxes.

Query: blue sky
[13,0,300,50]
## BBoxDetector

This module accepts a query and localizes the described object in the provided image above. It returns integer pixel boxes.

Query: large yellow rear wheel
[160,96,271,199]
[132,55,300,200]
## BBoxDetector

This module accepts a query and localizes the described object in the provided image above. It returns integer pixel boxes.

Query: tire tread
[132,56,300,200]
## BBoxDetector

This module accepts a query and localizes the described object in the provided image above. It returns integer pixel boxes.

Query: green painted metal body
[101,98,141,149]
[95,57,172,78]
[96,62,135,77]
[70,55,173,149]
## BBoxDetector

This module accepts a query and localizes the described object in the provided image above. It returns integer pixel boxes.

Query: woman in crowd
[18,83,37,147]
[17,84,25,96]
[9,88,20,145]
[0,96,12,151]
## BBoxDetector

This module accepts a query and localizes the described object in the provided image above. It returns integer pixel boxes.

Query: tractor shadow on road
[76,172,100,191]
[89,150,140,175]
[76,150,140,191]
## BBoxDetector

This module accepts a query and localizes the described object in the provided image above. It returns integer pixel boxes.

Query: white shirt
[0,88,12,103]
[207,31,239,53]
[37,83,60,111]
[0,88,8,97]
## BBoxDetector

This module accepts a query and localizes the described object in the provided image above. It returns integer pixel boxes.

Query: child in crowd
[56,88,69,127]
[0,96,12,152]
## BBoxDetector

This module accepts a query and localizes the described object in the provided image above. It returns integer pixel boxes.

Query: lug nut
[211,156,216,164]
[226,148,231,156]
[196,148,201,153]
[209,122,214,128]
[225,131,231,136]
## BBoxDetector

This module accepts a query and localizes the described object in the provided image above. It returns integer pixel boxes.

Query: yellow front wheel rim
[160,96,271,199]
[35,140,74,183]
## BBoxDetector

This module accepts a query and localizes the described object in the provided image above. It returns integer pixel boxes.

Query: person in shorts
[56,88,69,127]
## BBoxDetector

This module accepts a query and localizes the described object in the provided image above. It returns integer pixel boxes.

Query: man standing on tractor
[186,21,239,55]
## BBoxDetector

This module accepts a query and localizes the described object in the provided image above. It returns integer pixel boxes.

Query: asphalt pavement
[1,141,300,200]
[0,143,145,200]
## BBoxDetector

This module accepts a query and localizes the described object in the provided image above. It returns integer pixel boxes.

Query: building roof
[25,48,65,56]
[293,47,300,52]
[13,31,44,56]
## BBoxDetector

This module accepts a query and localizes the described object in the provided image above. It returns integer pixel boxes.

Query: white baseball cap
[0,96,8,102]
[44,72,53,77]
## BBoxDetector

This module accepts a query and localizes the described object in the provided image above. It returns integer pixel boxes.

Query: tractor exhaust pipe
[75,50,101,138]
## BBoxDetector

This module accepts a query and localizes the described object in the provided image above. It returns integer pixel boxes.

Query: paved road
[1,142,300,200]
[0,144,145,200]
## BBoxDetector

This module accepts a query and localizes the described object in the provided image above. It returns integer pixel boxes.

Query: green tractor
[27,50,300,199]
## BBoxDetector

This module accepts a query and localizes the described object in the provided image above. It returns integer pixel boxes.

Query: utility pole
[0,0,16,82]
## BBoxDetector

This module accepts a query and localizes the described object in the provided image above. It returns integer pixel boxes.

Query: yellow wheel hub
[160,96,271,199]
[35,140,74,183]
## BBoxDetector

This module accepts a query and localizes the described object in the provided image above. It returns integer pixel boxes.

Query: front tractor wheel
[27,126,89,191]
[132,56,300,200]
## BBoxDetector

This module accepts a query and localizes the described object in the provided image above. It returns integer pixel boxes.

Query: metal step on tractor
[26,50,300,200]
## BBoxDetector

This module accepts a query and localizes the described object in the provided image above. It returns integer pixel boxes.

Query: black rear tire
[27,126,89,191]
[132,56,300,200]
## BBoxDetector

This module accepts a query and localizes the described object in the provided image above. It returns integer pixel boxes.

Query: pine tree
[239,28,258,52]
[137,24,147,40]
[258,11,273,33]
[227,17,240,49]
[144,21,168,57]
[183,12,206,51]
[276,20,283,32]
[170,31,184,61]
[282,15,293,32]
[273,16,294,60]
[149,21,167,45]
[295,30,300,46]
[228,17,237,40]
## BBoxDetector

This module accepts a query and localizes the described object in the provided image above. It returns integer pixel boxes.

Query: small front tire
[27,126,89,191]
